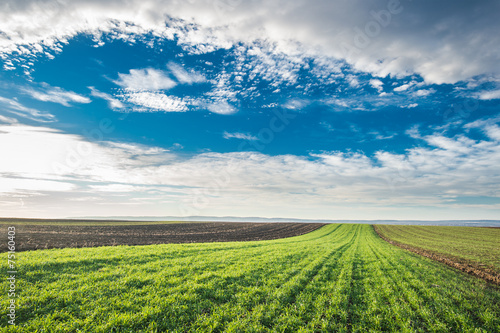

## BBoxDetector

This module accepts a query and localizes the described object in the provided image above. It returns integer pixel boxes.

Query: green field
[2,224,499,332]
[375,225,500,274]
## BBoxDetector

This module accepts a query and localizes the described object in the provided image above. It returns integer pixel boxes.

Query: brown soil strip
[1,222,325,252]
[373,225,500,286]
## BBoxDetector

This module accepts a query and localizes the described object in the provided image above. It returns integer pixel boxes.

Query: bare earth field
[0,222,325,252]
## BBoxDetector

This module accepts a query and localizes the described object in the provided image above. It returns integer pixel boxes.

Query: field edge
[373,225,500,286]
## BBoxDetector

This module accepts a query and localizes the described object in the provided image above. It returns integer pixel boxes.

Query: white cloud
[113,68,176,91]
[0,177,75,193]
[465,116,500,141]
[413,88,436,97]
[236,43,304,87]
[0,115,18,124]
[283,99,310,111]
[207,74,238,101]
[369,79,383,93]
[1,0,499,84]
[223,132,258,141]
[346,75,360,88]
[484,125,500,141]
[0,96,55,122]
[120,92,188,112]
[1,122,500,219]
[167,62,206,84]
[105,141,167,155]
[205,100,236,115]
[89,87,124,109]
[423,134,474,154]
[477,89,500,100]
[0,123,177,185]
[0,125,86,180]
[401,103,418,109]
[371,132,397,140]
[23,85,91,106]
[331,100,349,108]
[88,184,144,193]
[109,68,235,114]
[405,125,421,139]
[394,83,410,92]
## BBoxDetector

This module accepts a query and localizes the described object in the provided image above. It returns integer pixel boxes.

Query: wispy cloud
[89,87,124,109]
[0,115,18,124]
[88,184,146,193]
[223,132,258,141]
[22,85,91,106]
[167,62,206,84]
[0,96,55,122]
[370,131,397,140]
[465,116,500,141]
[0,177,76,194]
[1,122,500,219]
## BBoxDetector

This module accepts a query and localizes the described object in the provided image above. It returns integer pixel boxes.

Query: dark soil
[1,222,325,252]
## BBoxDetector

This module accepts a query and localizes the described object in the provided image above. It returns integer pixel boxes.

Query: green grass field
[2,224,499,332]
[375,225,500,274]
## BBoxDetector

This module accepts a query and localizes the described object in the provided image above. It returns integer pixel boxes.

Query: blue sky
[1,0,500,219]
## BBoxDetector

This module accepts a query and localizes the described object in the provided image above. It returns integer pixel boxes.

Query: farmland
[1,224,499,332]
[0,222,324,252]
[375,225,500,284]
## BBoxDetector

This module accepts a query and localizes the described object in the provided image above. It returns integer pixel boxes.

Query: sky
[1,0,500,220]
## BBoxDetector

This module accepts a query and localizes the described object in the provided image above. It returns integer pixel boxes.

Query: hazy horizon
[2,215,500,228]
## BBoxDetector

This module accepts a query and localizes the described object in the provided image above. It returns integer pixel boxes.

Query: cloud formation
[223,132,258,141]
[22,85,91,106]
[113,68,177,91]
[89,87,125,109]
[1,0,499,219]
[167,62,206,84]
[477,89,500,100]
[369,79,384,93]
[1,118,499,219]
[0,96,55,122]
[120,92,188,112]
[1,0,499,85]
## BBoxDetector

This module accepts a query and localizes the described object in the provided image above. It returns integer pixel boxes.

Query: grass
[1,224,499,332]
[375,225,500,274]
